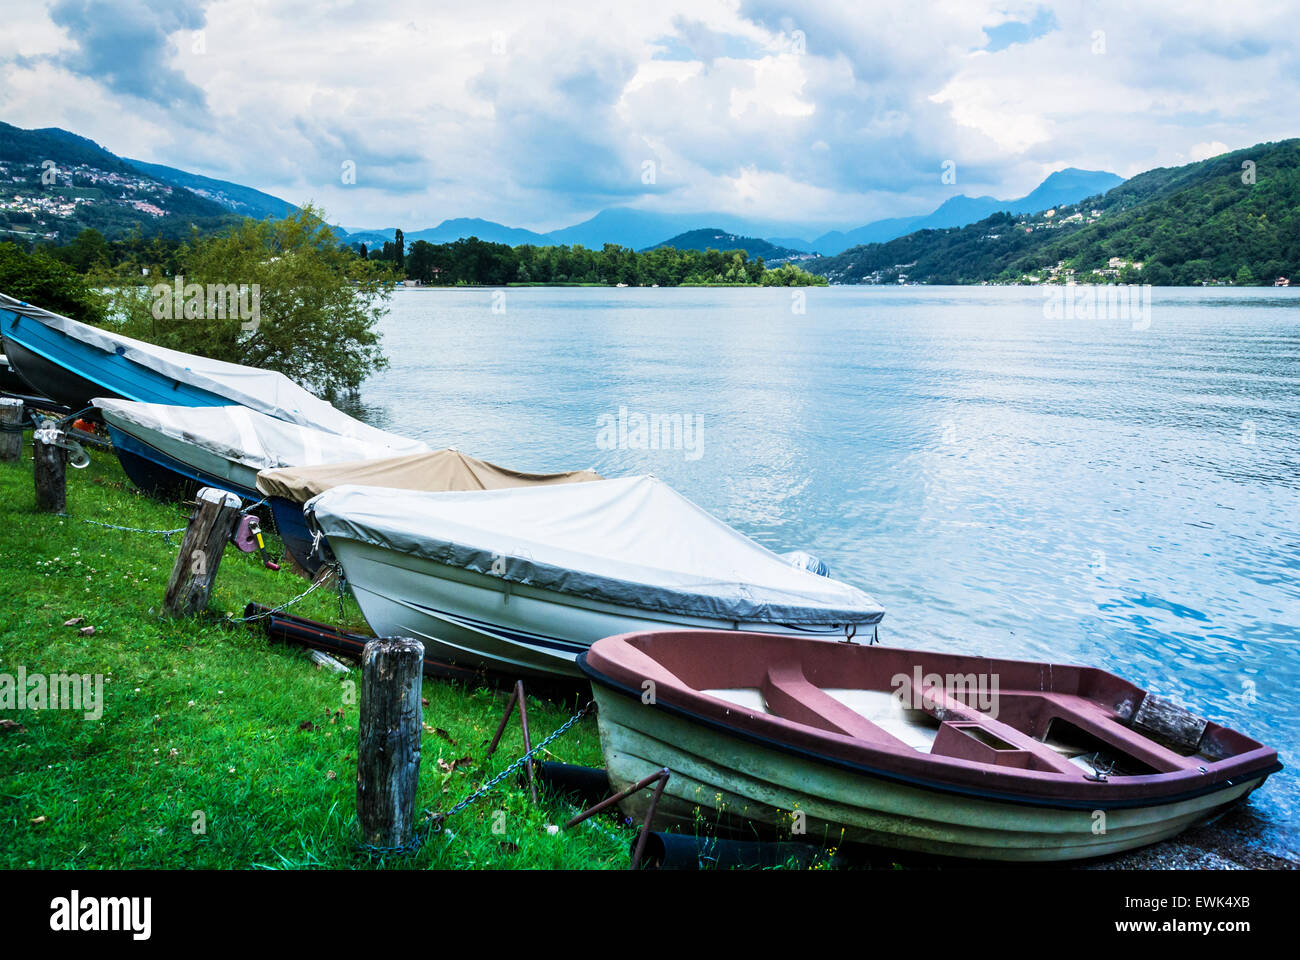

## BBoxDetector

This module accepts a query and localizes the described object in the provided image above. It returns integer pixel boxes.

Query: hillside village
[0,159,178,241]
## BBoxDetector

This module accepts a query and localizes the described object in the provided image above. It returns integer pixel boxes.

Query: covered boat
[95,398,426,501]
[257,449,602,575]
[580,630,1281,862]
[0,291,412,449]
[305,476,885,677]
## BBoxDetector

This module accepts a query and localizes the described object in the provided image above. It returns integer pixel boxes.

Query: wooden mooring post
[163,486,243,618]
[0,397,22,463]
[357,637,425,851]
[33,422,67,513]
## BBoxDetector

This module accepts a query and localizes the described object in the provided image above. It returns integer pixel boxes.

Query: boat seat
[761,662,913,750]
[905,678,1083,776]
[1027,692,1192,774]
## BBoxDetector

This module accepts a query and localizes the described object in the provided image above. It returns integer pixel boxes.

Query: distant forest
[368,232,827,286]
[23,226,827,288]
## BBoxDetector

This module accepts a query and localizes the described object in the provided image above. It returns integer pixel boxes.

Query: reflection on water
[359,285,1300,855]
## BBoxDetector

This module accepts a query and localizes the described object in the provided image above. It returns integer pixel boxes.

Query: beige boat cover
[257,448,602,503]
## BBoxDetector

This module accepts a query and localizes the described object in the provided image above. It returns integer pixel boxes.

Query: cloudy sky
[1,0,1295,233]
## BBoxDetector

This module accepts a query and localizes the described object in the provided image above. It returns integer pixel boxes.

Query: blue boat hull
[0,309,232,410]
[106,424,259,502]
[269,495,330,575]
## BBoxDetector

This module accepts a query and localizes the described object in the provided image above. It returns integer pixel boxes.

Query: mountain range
[809,169,1125,254]
[345,169,1124,256]
[2,118,1125,258]
[809,138,1300,286]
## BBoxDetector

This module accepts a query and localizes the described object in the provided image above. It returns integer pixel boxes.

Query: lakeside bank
[0,444,626,869]
[0,441,1293,869]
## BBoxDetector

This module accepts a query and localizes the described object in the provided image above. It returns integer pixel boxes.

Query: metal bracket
[486,680,538,803]
[33,420,89,468]
[565,767,671,870]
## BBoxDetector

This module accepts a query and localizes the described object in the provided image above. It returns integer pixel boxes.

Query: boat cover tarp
[306,476,885,626]
[257,448,603,502]
[96,398,421,473]
[0,292,425,452]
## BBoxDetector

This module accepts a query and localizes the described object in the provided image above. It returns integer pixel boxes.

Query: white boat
[305,476,886,678]
[95,397,426,500]
[257,448,602,575]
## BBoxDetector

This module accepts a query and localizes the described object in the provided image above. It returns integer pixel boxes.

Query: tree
[0,242,105,321]
[56,228,111,273]
[106,205,391,399]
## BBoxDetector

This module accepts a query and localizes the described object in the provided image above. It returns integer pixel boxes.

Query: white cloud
[1189,141,1231,161]
[1,0,1295,232]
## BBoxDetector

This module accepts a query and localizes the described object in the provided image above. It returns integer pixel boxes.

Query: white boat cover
[96,398,423,474]
[257,448,602,503]
[306,476,886,626]
[0,292,425,452]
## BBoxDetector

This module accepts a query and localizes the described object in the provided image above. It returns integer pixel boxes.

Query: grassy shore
[4,439,1289,871]
[0,442,631,869]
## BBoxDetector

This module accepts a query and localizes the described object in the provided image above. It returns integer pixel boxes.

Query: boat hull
[0,317,229,411]
[105,423,259,501]
[0,350,32,394]
[588,680,1263,862]
[327,537,853,678]
[269,496,327,575]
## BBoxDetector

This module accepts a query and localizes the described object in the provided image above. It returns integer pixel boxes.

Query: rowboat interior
[585,631,1278,803]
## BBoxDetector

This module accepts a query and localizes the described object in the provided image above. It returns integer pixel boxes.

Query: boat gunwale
[578,637,1282,812]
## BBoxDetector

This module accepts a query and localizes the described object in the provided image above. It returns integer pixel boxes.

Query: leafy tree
[53,228,111,273]
[0,241,105,321]
[105,205,391,399]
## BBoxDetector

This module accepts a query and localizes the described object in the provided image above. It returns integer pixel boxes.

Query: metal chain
[81,519,189,545]
[356,701,595,858]
[225,562,342,624]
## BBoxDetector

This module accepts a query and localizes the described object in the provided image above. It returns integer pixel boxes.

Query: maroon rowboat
[579,630,1281,861]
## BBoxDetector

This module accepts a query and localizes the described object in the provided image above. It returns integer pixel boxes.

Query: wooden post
[33,423,67,513]
[357,637,425,851]
[163,486,243,618]
[0,398,22,463]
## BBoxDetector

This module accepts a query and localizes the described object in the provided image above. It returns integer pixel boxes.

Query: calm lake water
[355,285,1300,856]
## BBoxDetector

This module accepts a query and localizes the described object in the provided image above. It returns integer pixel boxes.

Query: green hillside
[812,139,1300,285]
[0,121,236,244]
[126,158,299,220]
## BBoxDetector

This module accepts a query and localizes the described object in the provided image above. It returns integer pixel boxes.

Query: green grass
[0,442,631,869]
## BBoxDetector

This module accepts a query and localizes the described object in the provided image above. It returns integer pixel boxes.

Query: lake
[354,285,1299,855]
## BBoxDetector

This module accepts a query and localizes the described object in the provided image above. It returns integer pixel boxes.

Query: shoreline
[0,445,1291,869]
